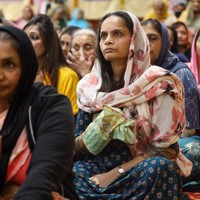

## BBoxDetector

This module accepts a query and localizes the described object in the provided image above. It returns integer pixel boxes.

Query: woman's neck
[111,60,126,81]
[0,101,9,114]
[37,57,45,71]
[178,45,187,54]
[194,10,200,18]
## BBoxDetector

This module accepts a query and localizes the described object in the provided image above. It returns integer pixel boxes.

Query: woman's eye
[148,36,158,41]
[100,33,107,40]
[60,41,65,46]
[73,45,80,51]
[30,35,39,40]
[4,61,15,69]
[84,44,93,51]
[114,31,122,37]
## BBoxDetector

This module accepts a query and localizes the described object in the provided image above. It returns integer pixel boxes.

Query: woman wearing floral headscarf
[141,18,200,136]
[72,10,192,199]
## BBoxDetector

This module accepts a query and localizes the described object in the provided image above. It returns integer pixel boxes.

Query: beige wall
[124,0,154,18]
[0,0,154,21]
[78,0,122,20]
[0,1,27,20]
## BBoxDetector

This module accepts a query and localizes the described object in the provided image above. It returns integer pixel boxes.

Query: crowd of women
[0,0,200,199]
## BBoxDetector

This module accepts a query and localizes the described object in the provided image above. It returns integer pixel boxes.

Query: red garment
[5,128,31,185]
[6,153,31,185]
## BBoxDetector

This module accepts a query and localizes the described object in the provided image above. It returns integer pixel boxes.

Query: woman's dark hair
[96,11,133,92]
[60,26,80,38]
[166,26,179,53]
[171,21,187,30]
[141,18,162,36]
[24,14,66,89]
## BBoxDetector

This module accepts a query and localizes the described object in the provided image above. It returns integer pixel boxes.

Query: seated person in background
[143,0,177,25]
[73,10,192,200]
[141,18,200,193]
[67,28,97,78]
[0,26,77,200]
[67,8,90,29]
[167,25,189,62]
[141,18,200,135]
[59,26,80,62]
[178,29,200,192]
[171,21,192,60]
[49,6,68,36]
[179,0,200,34]
[173,0,187,18]
[15,5,35,29]
[24,14,79,117]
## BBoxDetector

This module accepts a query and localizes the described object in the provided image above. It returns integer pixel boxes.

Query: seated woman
[59,26,80,62]
[73,10,192,199]
[67,28,97,78]
[143,0,177,25]
[67,8,90,29]
[171,21,192,60]
[178,28,200,192]
[141,18,200,134]
[15,5,35,29]
[141,18,200,193]
[0,26,77,200]
[167,25,189,62]
[23,14,79,117]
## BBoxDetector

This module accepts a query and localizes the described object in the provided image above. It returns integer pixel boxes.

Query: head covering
[0,25,38,192]
[187,29,200,85]
[172,21,190,49]
[77,11,184,114]
[144,0,171,21]
[155,22,182,71]
[167,26,189,62]
[67,8,90,29]
[0,26,38,105]
[175,0,187,6]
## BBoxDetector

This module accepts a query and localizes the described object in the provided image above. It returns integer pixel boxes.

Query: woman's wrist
[74,136,89,155]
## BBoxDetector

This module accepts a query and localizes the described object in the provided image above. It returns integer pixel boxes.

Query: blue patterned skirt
[73,142,189,200]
